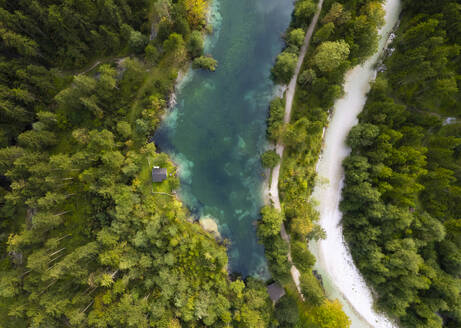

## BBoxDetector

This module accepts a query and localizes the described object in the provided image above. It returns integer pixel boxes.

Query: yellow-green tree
[311,300,351,328]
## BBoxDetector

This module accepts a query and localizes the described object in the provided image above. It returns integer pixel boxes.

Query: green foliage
[313,22,335,44]
[291,241,316,272]
[271,51,298,84]
[265,0,393,326]
[163,33,185,54]
[362,2,385,28]
[311,300,351,328]
[129,30,148,53]
[321,2,349,26]
[274,294,300,327]
[313,40,350,72]
[258,206,284,238]
[298,68,317,86]
[294,0,317,26]
[261,150,280,169]
[267,97,285,141]
[0,2,147,68]
[264,235,292,283]
[287,28,306,49]
[144,43,160,64]
[340,1,461,326]
[0,1,278,326]
[257,206,290,283]
[187,30,204,57]
[193,55,218,71]
[300,272,325,306]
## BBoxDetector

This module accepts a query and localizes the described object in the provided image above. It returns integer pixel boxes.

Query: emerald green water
[155,0,293,277]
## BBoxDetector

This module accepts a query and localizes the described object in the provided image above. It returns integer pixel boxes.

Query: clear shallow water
[155,0,293,277]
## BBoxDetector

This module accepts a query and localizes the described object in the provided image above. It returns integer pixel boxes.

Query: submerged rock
[199,216,222,239]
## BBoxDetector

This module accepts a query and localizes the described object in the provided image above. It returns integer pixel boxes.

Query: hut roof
[152,167,167,182]
[267,282,285,303]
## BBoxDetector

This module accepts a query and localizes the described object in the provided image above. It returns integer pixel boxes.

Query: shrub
[258,206,284,238]
[193,55,218,71]
[129,30,147,53]
[300,272,325,306]
[291,241,316,272]
[267,97,285,141]
[271,51,298,84]
[294,0,317,26]
[287,28,305,48]
[187,30,204,57]
[261,150,280,169]
[313,40,350,72]
[275,294,300,327]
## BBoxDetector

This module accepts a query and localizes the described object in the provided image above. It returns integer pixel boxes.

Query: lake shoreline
[154,0,294,277]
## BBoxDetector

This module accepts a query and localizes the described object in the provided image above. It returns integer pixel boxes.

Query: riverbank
[309,0,401,327]
[338,0,461,326]
[263,0,403,326]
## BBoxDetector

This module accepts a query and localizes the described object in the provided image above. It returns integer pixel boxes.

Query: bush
[275,294,300,327]
[193,56,218,71]
[267,97,285,141]
[271,51,298,84]
[283,118,309,148]
[261,150,280,169]
[187,30,204,57]
[313,22,335,44]
[264,235,291,283]
[313,40,350,72]
[298,68,316,86]
[163,33,185,54]
[300,272,325,306]
[258,206,284,238]
[129,30,147,53]
[116,121,132,139]
[311,300,351,328]
[291,241,316,272]
[287,28,305,48]
[294,0,317,26]
[144,43,159,63]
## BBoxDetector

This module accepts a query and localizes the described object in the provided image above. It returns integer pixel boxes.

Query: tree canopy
[341,1,461,326]
[0,1,278,327]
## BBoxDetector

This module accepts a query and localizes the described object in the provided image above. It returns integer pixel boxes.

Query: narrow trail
[268,0,325,294]
[80,61,101,75]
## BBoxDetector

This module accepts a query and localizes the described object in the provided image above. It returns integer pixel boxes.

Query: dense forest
[259,0,388,327]
[3,0,457,327]
[341,0,461,327]
[0,1,278,327]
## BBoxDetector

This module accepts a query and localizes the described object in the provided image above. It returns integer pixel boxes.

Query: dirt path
[268,0,325,294]
[270,0,324,209]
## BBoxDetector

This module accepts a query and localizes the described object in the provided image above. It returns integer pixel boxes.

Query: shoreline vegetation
[309,0,402,326]
[340,0,461,327]
[0,1,278,327]
[0,0,456,327]
[259,0,398,326]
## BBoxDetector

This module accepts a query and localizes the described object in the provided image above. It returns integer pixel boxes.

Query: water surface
[155,0,293,277]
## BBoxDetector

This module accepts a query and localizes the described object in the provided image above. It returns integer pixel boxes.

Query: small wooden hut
[152,166,167,182]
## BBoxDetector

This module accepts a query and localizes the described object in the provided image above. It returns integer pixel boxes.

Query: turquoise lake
[155,0,293,277]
